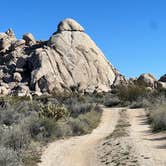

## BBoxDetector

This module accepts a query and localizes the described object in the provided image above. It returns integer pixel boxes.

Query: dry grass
[149,104,166,131]
[0,96,102,165]
[99,109,139,166]
[107,109,130,139]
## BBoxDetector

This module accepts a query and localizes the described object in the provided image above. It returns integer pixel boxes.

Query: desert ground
[38,108,166,166]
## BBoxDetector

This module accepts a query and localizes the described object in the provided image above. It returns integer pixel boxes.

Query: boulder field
[0,18,126,96]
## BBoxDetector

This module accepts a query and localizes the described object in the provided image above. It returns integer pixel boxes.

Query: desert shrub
[68,109,102,135]
[0,99,40,126]
[130,101,144,109]
[51,89,72,100]
[149,104,166,131]
[130,98,151,109]
[3,125,31,151]
[29,117,57,141]
[94,104,103,112]
[79,110,102,129]
[22,141,41,166]
[63,96,80,105]
[104,97,120,107]
[81,93,105,104]
[116,85,148,102]
[68,118,87,135]
[0,146,21,166]
[39,104,68,120]
[67,102,94,118]
[0,108,20,126]
[0,97,10,108]
[29,116,71,141]
[151,94,166,107]
[53,122,73,138]
[30,105,102,139]
[0,95,103,165]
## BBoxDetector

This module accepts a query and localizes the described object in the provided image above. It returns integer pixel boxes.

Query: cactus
[39,104,68,120]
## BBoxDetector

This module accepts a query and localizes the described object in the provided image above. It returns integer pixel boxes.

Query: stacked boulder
[0,28,38,96]
[0,29,16,53]
[137,73,157,89]
[129,73,166,91]
[0,18,125,96]
[157,74,166,89]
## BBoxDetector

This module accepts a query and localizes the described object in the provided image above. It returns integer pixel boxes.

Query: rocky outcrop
[137,73,157,88]
[0,18,123,96]
[33,18,117,93]
[57,18,84,32]
[128,77,137,85]
[156,81,166,90]
[155,74,166,90]
[112,70,128,88]
[129,73,166,90]
[0,29,17,53]
[23,33,36,45]
[159,74,166,82]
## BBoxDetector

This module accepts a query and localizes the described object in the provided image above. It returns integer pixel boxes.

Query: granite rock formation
[0,18,124,96]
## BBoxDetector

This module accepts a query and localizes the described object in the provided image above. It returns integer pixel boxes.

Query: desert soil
[38,108,166,166]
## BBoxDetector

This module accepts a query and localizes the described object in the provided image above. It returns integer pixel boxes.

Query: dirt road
[38,108,119,166]
[128,109,166,166]
[98,109,166,166]
[38,108,166,166]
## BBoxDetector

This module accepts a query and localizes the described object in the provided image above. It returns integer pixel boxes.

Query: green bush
[116,85,148,102]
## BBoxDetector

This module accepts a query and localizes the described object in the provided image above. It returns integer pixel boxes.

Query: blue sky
[1,0,166,79]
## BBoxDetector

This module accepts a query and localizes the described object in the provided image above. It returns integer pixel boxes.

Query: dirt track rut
[38,108,119,166]
[38,108,166,166]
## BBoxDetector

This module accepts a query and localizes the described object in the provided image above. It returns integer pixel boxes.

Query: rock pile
[137,73,157,88]
[129,73,166,91]
[0,18,124,96]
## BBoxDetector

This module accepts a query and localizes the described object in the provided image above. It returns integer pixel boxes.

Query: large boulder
[0,82,11,96]
[14,85,30,97]
[13,72,22,82]
[0,37,11,52]
[128,77,137,85]
[112,70,128,88]
[156,74,166,90]
[57,18,84,32]
[157,81,166,90]
[23,33,36,45]
[137,73,157,88]
[6,28,16,40]
[159,74,166,82]
[29,18,117,93]
[12,39,25,49]
[0,86,10,95]
[0,18,126,95]
[0,29,16,53]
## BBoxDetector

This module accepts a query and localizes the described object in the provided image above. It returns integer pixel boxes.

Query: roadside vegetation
[148,104,166,131]
[1,84,166,165]
[103,85,166,132]
[103,85,152,108]
[0,95,102,166]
